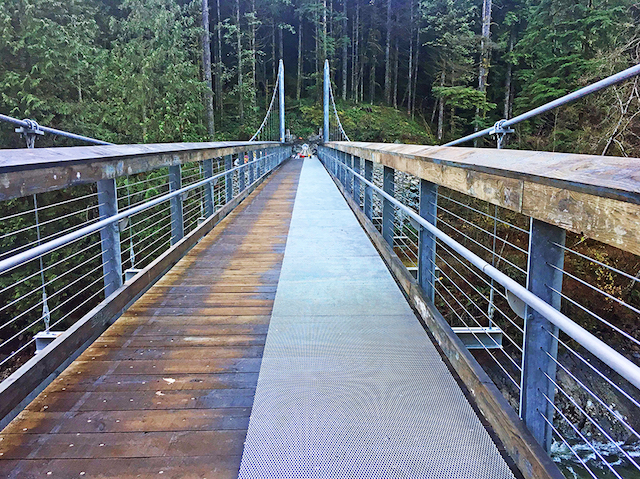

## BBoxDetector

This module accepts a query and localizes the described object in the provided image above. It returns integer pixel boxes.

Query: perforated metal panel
[238,158,516,479]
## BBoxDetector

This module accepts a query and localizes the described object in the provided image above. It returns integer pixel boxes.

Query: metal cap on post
[279,60,286,143]
[323,60,330,144]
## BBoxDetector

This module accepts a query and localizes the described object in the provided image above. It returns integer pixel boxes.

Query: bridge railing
[0,142,290,427]
[318,142,640,479]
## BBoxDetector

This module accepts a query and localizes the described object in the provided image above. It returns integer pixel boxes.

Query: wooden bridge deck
[0,157,519,479]
[0,159,303,478]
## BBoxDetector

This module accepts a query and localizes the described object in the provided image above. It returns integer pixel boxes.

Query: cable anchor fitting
[489,120,514,149]
[15,119,44,148]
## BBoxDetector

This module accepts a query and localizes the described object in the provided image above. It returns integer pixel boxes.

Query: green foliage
[288,98,434,143]
[432,86,496,112]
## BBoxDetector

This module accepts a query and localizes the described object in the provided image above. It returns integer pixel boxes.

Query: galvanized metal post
[520,219,565,453]
[323,60,330,143]
[364,159,373,220]
[225,154,233,203]
[203,159,215,217]
[169,165,184,245]
[238,153,246,192]
[248,151,255,185]
[382,166,395,246]
[347,153,353,193]
[97,179,123,297]
[279,60,286,143]
[418,179,438,302]
[352,155,360,206]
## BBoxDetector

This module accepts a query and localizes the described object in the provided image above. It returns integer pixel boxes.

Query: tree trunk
[202,0,215,139]
[406,0,413,115]
[341,0,348,100]
[297,14,303,100]
[329,0,333,60]
[474,0,492,142]
[437,68,445,140]
[215,0,223,114]
[251,0,257,108]
[384,0,392,104]
[272,21,277,87]
[369,60,375,104]
[236,0,243,121]
[504,33,514,120]
[323,0,328,62]
[352,0,359,101]
[411,30,419,119]
[393,37,398,109]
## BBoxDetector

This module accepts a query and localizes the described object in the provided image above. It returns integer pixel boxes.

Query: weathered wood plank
[0,141,281,200]
[328,141,640,256]
[0,159,303,478]
[0,160,283,427]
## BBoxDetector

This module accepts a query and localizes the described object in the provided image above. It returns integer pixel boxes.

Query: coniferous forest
[0,0,639,153]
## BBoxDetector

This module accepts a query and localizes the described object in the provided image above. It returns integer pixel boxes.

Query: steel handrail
[0,113,113,146]
[322,147,640,390]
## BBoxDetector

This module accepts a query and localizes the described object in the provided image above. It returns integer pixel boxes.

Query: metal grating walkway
[238,157,516,479]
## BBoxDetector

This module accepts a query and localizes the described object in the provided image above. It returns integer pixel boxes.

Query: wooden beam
[0,142,280,200]
[328,142,640,256]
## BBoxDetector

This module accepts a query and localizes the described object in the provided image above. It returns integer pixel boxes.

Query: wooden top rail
[328,141,640,256]
[0,141,280,200]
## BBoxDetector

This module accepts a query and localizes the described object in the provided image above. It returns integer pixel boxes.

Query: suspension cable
[328,81,350,142]
[250,72,281,142]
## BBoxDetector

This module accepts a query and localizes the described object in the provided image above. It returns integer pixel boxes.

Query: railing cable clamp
[15,119,44,148]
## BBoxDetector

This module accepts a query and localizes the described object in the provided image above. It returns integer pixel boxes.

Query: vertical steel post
[169,165,184,245]
[248,151,255,185]
[352,155,360,206]
[203,159,215,217]
[97,179,123,297]
[258,150,262,176]
[238,153,246,192]
[323,60,330,143]
[347,153,353,193]
[225,154,233,203]
[364,159,373,220]
[520,219,565,453]
[279,60,286,143]
[418,179,438,302]
[382,166,395,246]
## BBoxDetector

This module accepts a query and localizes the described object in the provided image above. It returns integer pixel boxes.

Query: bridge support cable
[322,59,351,143]
[250,59,286,143]
[444,63,640,147]
[319,144,640,478]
